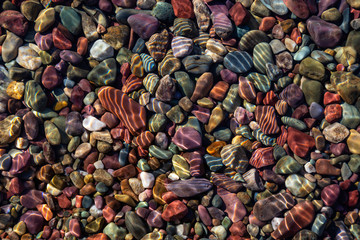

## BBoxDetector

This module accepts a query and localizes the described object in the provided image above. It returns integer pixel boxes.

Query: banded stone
[172,127,202,150]
[224,51,253,74]
[98,87,146,135]
[211,173,243,193]
[238,30,270,52]
[158,50,181,76]
[173,18,198,38]
[220,144,248,173]
[238,76,256,103]
[182,55,212,74]
[217,187,246,223]
[255,106,280,135]
[171,36,193,58]
[165,178,212,197]
[274,155,302,174]
[87,58,117,86]
[213,13,233,39]
[143,73,160,94]
[140,53,156,73]
[122,74,143,94]
[285,174,316,197]
[130,53,145,78]
[253,42,274,74]
[249,147,274,169]
[146,29,169,62]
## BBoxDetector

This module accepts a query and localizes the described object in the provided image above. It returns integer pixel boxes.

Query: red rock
[283,0,310,19]
[249,147,275,169]
[77,37,88,56]
[229,221,246,236]
[292,105,309,119]
[315,159,341,175]
[0,10,28,36]
[217,187,246,223]
[69,219,81,238]
[190,72,213,102]
[271,201,315,239]
[198,205,212,226]
[52,27,72,50]
[263,90,278,106]
[161,200,188,221]
[36,204,53,221]
[259,17,276,32]
[101,112,120,129]
[87,233,110,240]
[238,76,256,103]
[162,191,178,204]
[229,3,249,26]
[122,74,143,94]
[42,66,61,90]
[209,81,229,101]
[171,0,194,18]
[324,104,342,123]
[103,205,116,223]
[321,184,340,206]
[255,106,280,135]
[276,125,288,146]
[112,164,137,179]
[98,87,146,135]
[57,194,72,209]
[134,131,154,148]
[291,27,302,44]
[323,92,341,105]
[256,92,265,105]
[287,127,315,157]
[348,190,359,207]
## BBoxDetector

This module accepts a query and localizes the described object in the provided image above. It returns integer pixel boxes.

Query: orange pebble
[36,204,53,221]
[76,37,88,56]
[75,195,83,208]
[206,141,226,157]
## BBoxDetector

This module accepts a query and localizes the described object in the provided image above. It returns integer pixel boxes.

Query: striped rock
[155,75,176,102]
[271,201,315,239]
[193,0,211,31]
[122,74,143,94]
[158,50,181,76]
[279,84,305,108]
[146,98,171,113]
[182,55,212,74]
[255,106,280,135]
[236,125,253,139]
[194,31,210,49]
[172,154,191,179]
[130,53,145,77]
[209,81,229,101]
[243,168,265,191]
[98,87,146,135]
[253,128,276,146]
[204,154,224,172]
[220,144,248,173]
[206,39,227,56]
[140,53,156,73]
[171,36,193,58]
[321,184,340,206]
[190,72,213,102]
[281,116,307,131]
[274,155,302,174]
[172,127,202,150]
[260,0,288,15]
[173,18,198,38]
[275,100,288,116]
[247,72,271,93]
[127,13,159,39]
[143,73,160,94]
[265,62,282,81]
[213,13,233,39]
[224,51,253,74]
[253,192,295,221]
[211,173,243,193]
[238,30,270,52]
[145,29,169,62]
[222,84,242,113]
[287,127,315,157]
[187,151,204,177]
[133,131,154,148]
[238,76,256,103]
[217,187,246,222]
[205,104,224,132]
[165,178,212,197]
[249,147,275,168]
[253,42,274,74]
[285,174,316,197]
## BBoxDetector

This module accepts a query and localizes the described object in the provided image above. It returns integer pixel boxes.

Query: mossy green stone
[39,51,53,65]
[85,217,105,234]
[340,102,360,129]
[116,47,134,65]
[172,154,191,179]
[299,57,325,81]
[174,71,195,98]
[275,155,302,174]
[103,223,127,240]
[87,58,117,86]
[166,105,185,124]
[223,84,241,113]
[149,145,173,160]
[349,154,360,173]
[24,80,47,111]
[44,120,61,145]
[302,80,323,105]
[60,7,81,35]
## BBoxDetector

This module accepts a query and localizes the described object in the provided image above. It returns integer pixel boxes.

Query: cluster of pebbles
[1,0,360,239]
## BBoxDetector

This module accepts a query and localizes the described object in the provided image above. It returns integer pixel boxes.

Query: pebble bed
[1,0,360,239]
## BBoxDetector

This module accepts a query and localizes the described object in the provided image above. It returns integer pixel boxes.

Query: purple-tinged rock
[307,16,343,48]
[20,190,44,209]
[127,14,159,39]
[9,151,31,175]
[0,10,28,36]
[172,127,202,150]
[60,50,83,65]
[217,187,246,223]
[34,32,53,51]
[147,210,164,228]
[279,84,305,109]
[42,66,61,90]
[66,112,84,136]
[165,178,212,197]
[20,211,45,234]
[283,0,310,19]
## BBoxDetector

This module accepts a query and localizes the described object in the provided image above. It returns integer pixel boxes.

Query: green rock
[39,50,53,65]
[285,174,316,197]
[20,0,43,21]
[24,80,47,111]
[125,211,148,240]
[299,57,325,81]
[302,80,323,105]
[148,113,167,132]
[103,223,127,240]
[213,128,232,142]
[348,154,360,173]
[85,217,105,234]
[83,92,97,105]
[277,76,292,89]
[341,162,352,180]
[87,58,117,86]
[0,115,22,145]
[166,105,185,124]
[247,72,271,93]
[321,8,342,23]
[346,30,360,55]
[116,47,134,65]
[172,154,191,179]
[340,102,360,129]
[33,108,59,119]
[44,120,61,145]
[174,71,195,98]
[177,116,202,134]
[275,155,302,174]
[151,2,175,23]
[195,222,204,236]
[137,159,151,171]
[60,7,81,35]
[281,116,307,131]
[67,64,89,80]
[350,224,360,240]
[51,116,70,145]
[223,84,241,113]
[149,145,173,160]
[273,144,287,161]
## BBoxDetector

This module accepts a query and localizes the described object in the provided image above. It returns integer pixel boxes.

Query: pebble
[90,40,114,61]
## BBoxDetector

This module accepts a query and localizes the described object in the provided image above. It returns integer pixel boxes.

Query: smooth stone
[44,121,61,145]
[285,174,316,197]
[165,178,212,197]
[340,102,360,129]
[253,42,273,74]
[287,127,315,157]
[299,57,325,81]
[83,116,106,132]
[20,211,45,235]
[24,80,47,111]
[87,58,117,86]
[294,46,311,61]
[172,127,202,150]
[307,16,342,48]
[238,30,270,52]
[0,10,28,36]
[323,123,350,143]
[347,129,360,154]
[260,0,288,15]
[16,46,42,70]
[128,13,159,39]
[275,155,302,174]
[283,0,309,19]
[254,192,295,221]
[311,214,327,236]
[224,51,253,74]
[161,200,188,221]
[151,2,175,23]
[220,144,248,173]
[103,223,126,240]
[2,32,23,62]
[182,55,212,75]
[60,6,81,35]
[34,8,55,32]
[90,40,114,61]
[217,187,246,222]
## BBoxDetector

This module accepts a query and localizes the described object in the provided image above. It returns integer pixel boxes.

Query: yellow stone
[13,221,26,236]
[347,129,360,154]
[34,8,55,32]
[115,194,136,207]
[205,104,225,133]
[84,174,94,184]
[46,183,62,196]
[6,81,24,100]
[54,101,68,111]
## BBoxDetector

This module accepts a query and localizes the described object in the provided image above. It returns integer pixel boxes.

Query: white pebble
[211,225,227,240]
[89,205,103,218]
[304,162,316,173]
[94,160,104,169]
[90,39,114,61]
[271,217,283,231]
[83,116,106,132]
[168,172,180,181]
[140,172,155,188]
